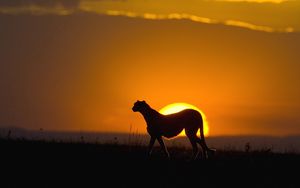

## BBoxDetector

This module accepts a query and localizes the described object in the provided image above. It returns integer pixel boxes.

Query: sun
[159,103,209,137]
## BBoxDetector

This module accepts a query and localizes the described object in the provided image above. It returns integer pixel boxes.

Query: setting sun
[159,103,209,137]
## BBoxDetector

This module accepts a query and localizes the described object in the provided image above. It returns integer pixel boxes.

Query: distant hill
[1,127,299,153]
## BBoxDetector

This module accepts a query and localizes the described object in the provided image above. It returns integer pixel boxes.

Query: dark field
[1,138,300,188]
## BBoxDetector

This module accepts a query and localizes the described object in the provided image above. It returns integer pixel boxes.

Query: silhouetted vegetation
[1,137,299,187]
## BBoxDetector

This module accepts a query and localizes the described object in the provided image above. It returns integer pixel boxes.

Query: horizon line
[1,127,300,138]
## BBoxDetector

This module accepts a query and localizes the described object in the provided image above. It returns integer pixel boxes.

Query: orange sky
[0,0,300,136]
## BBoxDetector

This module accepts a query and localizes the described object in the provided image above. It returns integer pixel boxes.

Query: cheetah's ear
[142,100,146,103]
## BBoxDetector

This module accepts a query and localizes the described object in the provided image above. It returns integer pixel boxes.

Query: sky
[0,0,300,136]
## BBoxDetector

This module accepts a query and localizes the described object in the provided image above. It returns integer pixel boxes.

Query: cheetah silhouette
[132,100,215,159]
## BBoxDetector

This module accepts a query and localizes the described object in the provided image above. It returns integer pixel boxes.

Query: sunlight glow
[159,103,209,137]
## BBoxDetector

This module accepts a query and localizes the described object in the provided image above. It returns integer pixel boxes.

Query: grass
[1,137,300,188]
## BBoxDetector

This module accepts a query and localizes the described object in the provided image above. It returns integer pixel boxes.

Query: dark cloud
[0,0,80,9]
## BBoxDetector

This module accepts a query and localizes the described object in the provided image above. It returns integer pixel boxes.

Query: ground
[1,138,299,188]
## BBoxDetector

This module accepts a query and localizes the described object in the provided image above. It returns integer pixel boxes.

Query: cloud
[224,20,274,32]
[216,0,288,3]
[106,10,294,33]
[106,11,218,24]
[215,0,287,3]
[0,0,80,8]
[0,0,297,33]
[0,0,80,15]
